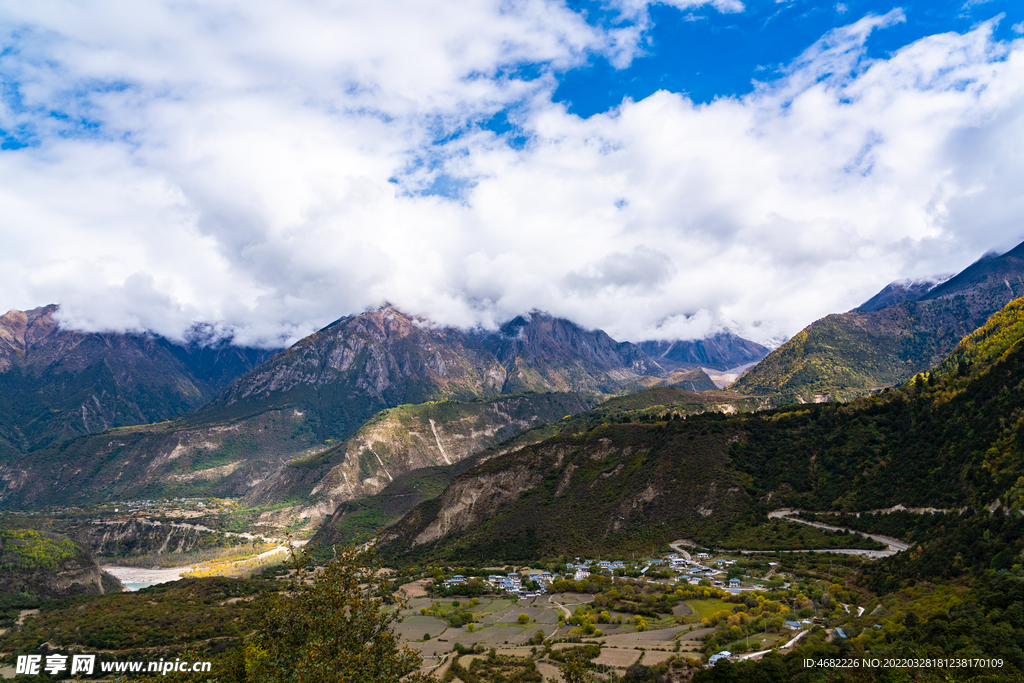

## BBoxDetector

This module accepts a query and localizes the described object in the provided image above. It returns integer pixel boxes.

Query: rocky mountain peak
[637,332,770,372]
[486,311,662,376]
[853,278,950,313]
[0,304,61,369]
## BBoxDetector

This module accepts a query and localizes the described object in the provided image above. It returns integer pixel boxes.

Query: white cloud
[0,3,1022,348]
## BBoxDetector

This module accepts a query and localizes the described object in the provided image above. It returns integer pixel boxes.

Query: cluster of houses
[441,574,470,589]
[441,572,547,598]
[665,553,736,587]
[440,549,759,598]
[441,559,631,598]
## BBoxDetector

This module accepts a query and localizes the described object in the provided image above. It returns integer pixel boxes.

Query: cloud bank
[1,2,1022,347]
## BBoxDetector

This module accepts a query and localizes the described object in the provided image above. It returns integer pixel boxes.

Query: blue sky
[556,0,1023,113]
[0,0,1023,347]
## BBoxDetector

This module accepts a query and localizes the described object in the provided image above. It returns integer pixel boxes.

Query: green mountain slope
[732,241,1024,401]
[619,367,719,392]
[0,393,602,535]
[376,296,1024,563]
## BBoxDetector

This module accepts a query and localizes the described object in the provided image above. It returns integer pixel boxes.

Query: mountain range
[732,240,1024,401]
[0,306,765,534]
[638,333,769,372]
[8,237,1024,542]
[5,239,1024,682]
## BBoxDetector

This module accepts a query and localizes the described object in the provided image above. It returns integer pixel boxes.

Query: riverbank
[104,565,192,591]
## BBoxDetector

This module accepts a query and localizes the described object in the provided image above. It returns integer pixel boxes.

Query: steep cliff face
[0,527,124,597]
[0,305,277,454]
[408,445,561,547]
[60,518,249,559]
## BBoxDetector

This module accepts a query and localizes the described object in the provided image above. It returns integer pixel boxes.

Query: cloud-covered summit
[1,1,1022,348]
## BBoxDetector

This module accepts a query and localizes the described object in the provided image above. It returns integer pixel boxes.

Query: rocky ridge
[0,393,602,533]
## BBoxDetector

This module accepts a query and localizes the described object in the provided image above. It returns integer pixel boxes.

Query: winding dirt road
[768,510,910,554]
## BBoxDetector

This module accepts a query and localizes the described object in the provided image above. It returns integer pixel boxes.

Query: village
[393,544,876,681]
[439,551,763,596]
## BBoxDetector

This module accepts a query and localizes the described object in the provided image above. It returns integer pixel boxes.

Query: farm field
[394,591,696,678]
[681,598,732,622]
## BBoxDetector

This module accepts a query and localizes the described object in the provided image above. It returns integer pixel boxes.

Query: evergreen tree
[243,543,432,683]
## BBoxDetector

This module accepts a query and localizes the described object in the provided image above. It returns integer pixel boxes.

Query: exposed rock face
[60,518,243,558]
[411,453,554,546]
[0,305,278,454]
[0,527,125,597]
[216,307,669,424]
[220,307,506,408]
[483,313,668,393]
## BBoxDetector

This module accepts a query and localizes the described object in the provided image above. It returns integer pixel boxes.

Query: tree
[552,650,597,683]
[518,613,530,624]
[624,663,652,681]
[243,542,433,683]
